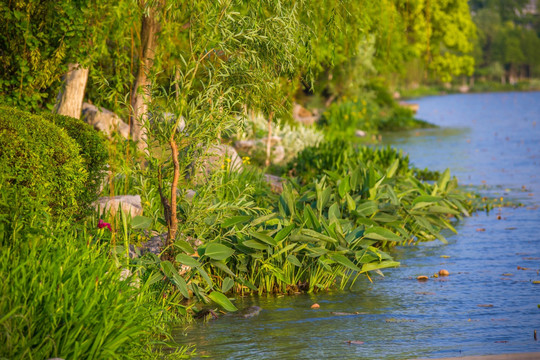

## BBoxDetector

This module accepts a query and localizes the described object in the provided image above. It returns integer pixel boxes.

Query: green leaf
[205,243,235,260]
[242,240,268,250]
[300,228,338,243]
[174,240,195,254]
[176,253,200,268]
[330,253,361,271]
[131,215,152,229]
[338,177,350,198]
[286,254,302,267]
[437,168,451,191]
[221,215,251,228]
[211,260,236,277]
[328,202,341,220]
[412,195,443,206]
[360,261,400,273]
[274,224,295,243]
[208,291,237,312]
[345,193,356,211]
[363,227,402,242]
[251,213,277,227]
[221,277,235,293]
[355,201,378,216]
[160,261,189,298]
[249,230,277,246]
[386,159,399,179]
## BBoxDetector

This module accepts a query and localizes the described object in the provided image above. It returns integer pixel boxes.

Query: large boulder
[293,103,318,126]
[192,144,243,183]
[94,195,143,217]
[82,103,129,139]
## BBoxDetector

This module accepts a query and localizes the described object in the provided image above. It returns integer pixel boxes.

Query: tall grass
[0,212,191,359]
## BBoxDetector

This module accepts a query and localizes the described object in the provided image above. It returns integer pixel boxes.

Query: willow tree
[142,0,309,258]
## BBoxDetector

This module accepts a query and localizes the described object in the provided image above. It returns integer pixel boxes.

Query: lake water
[177,92,540,359]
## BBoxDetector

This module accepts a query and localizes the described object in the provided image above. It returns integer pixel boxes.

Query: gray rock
[234,139,257,152]
[239,305,262,318]
[271,145,285,164]
[293,103,318,126]
[263,174,284,193]
[355,129,366,137]
[193,144,243,183]
[81,103,129,139]
[94,195,143,217]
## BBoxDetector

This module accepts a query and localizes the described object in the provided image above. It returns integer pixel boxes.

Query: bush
[41,112,109,214]
[286,139,415,183]
[0,106,87,219]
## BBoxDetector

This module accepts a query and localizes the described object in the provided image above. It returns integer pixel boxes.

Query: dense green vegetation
[0,0,501,358]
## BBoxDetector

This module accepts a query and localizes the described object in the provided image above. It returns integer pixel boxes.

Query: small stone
[439,269,450,276]
[417,276,429,281]
[311,303,320,309]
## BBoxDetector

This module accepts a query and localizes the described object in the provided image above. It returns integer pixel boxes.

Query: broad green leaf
[221,215,251,228]
[242,240,268,250]
[210,260,236,277]
[328,202,341,220]
[355,201,378,216]
[221,277,235,293]
[303,205,321,231]
[360,261,400,273]
[412,195,443,206]
[330,253,361,272]
[249,230,277,246]
[345,193,356,211]
[300,228,337,243]
[274,224,295,243]
[160,261,189,298]
[174,239,195,254]
[363,226,402,242]
[338,178,350,198]
[131,215,152,229]
[437,168,451,191]
[208,291,237,312]
[386,159,399,179]
[286,254,302,267]
[205,243,235,260]
[197,266,213,288]
[176,253,200,268]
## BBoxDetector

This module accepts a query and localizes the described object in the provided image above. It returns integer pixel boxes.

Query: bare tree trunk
[130,6,158,151]
[54,63,89,119]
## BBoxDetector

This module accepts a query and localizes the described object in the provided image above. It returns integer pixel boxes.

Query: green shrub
[286,139,416,183]
[0,106,87,219]
[41,112,109,214]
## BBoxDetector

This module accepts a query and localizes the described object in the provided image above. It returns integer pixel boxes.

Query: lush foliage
[287,140,438,184]
[41,112,109,214]
[0,106,87,219]
[0,203,190,359]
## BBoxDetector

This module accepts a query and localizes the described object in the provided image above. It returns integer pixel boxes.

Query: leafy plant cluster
[0,194,191,360]
[286,139,438,184]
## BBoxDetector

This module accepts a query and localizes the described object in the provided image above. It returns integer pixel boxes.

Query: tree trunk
[265,112,274,167]
[54,63,88,119]
[130,6,158,151]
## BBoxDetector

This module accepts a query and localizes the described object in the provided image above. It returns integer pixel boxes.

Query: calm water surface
[177,92,540,359]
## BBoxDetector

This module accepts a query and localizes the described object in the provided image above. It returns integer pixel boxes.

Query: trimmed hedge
[41,112,109,214]
[0,106,87,219]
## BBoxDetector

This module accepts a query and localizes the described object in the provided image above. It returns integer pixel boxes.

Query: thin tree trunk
[265,112,274,167]
[130,5,158,151]
[54,63,89,119]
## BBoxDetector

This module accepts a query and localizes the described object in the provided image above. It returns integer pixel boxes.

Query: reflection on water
[176,92,540,359]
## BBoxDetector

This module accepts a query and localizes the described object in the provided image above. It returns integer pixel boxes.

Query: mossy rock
[0,106,87,219]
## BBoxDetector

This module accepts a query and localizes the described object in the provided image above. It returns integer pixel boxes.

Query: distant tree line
[470,0,540,83]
